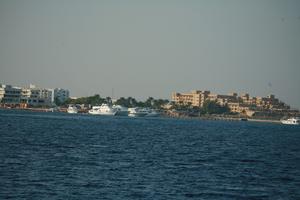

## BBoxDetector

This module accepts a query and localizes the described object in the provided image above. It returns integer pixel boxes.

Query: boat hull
[89,111,117,116]
[281,120,299,125]
[280,118,299,125]
[128,112,148,117]
[115,111,129,116]
[88,104,117,116]
[67,106,78,114]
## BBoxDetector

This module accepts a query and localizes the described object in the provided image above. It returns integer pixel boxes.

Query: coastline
[165,115,281,124]
[0,107,282,124]
[247,118,281,124]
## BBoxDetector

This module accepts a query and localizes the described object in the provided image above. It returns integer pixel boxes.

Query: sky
[0,0,300,108]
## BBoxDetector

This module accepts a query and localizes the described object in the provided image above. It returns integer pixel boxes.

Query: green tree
[114,97,139,107]
[115,97,128,107]
[201,100,230,114]
[152,99,169,109]
[54,97,62,106]
[145,97,154,107]
[63,94,105,106]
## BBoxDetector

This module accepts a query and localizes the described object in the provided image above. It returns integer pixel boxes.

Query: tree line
[56,95,169,109]
[57,94,230,114]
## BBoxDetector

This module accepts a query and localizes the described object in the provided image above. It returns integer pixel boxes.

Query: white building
[0,84,22,104]
[1,83,68,107]
[21,85,54,106]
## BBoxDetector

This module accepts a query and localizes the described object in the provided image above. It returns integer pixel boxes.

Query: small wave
[238,159,262,163]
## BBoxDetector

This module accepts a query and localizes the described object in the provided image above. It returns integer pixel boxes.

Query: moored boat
[128,107,160,117]
[144,108,160,117]
[113,105,129,116]
[88,104,117,116]
[280,117,299,125]
[128,107,148,117]
[67,105,78,114]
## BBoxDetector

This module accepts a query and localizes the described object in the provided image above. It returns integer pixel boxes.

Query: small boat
[280,117,299,125]
[67,105,78,114]
[128,107,160,117]
[88,104,117,116]
[113,105,129,116]
[128,107,149,117]
[144,108,160,117]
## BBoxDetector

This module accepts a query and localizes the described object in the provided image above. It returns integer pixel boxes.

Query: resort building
[172,89,291,116]
[1,83,69,107]
[207,93,238,106]
[54,88,70,103]
[172,90,210,107]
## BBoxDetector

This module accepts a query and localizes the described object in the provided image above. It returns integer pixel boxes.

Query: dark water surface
[0,109,299,199]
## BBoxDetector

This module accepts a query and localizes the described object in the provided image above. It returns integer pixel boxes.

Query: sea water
[0,109,299,199]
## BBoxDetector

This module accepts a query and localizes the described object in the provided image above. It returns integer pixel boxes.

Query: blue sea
[0,109,299,199]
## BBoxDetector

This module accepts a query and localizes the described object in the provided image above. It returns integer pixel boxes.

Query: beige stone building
[172,89,291,115]
[172,90,210,107]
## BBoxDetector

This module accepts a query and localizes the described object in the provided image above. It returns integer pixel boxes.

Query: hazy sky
[0,0,300,108]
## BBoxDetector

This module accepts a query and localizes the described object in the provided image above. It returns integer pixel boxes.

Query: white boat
[113,105,129,116]
[128,107,149,117]
[128,107,159,117]
[145,109,160,117]
[67,105,78,114]
[142,108,160,117]
[281,117,299,125]
[88,104,117,116]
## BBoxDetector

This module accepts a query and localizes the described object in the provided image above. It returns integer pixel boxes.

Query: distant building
[172,90,210,107]
[172,89,292,116]
[207,93,238,106]
[20,85,54,106]
[54,88,70,103]
[0,84,22,104]
[1,83,69,107]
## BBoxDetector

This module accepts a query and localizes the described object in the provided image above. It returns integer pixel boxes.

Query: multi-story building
[172,90,210,107]
[1,83,69,107]
[54,88,69,103]
[0,84,22,104]
[20,85,54,106]
[255,95,289,110]
[172,89,291,115]
[207,93,238,106]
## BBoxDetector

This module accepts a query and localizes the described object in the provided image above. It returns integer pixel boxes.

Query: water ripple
[0,110,300,199]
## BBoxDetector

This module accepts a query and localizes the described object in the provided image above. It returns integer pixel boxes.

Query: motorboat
[128,107,160,117]
[88,104,117,116]
[113,105,129,116]
[88,106,101,115]
[280,117,299,125]
[128,107,149,117]
[144,108,160,117]
[67,105,78,114]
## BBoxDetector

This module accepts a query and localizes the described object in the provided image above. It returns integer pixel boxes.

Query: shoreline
[247,118,281,124]
[0,107,282,124]
[164,114,281,124]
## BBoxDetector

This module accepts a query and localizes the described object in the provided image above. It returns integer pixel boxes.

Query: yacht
[128,107,160,117]
[144,108,160,117]
[281,117,299,125]
[113,105,129,116]
[67,105,78,114]
[88,104,117,116]
[128,107,149,117]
